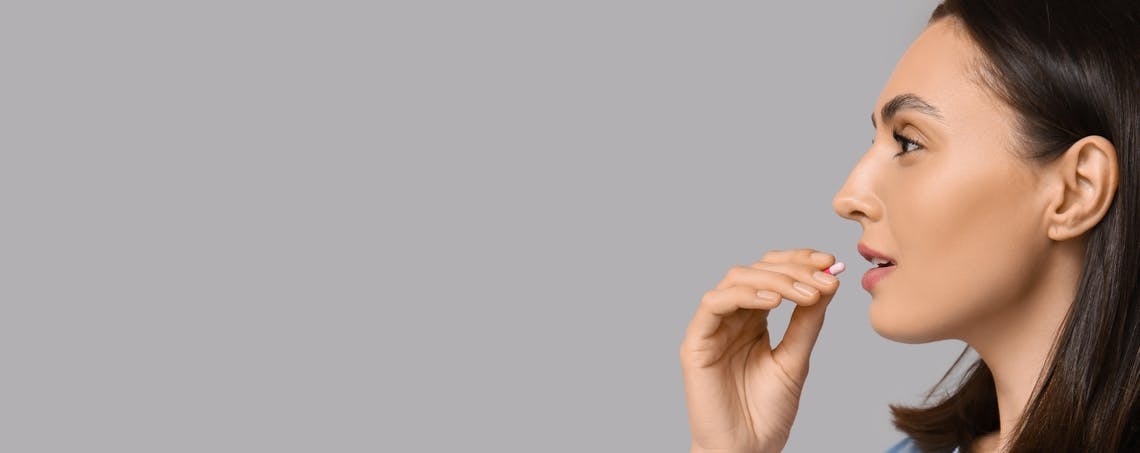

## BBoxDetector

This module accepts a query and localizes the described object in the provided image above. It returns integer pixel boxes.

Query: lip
[857,243,896,264]
[862,265,896,291]
[858,242,897,291]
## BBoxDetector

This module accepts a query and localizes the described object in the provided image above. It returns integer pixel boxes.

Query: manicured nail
[757,290,780,302]
[793,282,818,296]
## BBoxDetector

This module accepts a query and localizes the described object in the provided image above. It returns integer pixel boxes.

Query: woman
[679,1,1139,452]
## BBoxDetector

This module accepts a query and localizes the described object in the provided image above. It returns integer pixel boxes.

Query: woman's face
[832,18,1052,343]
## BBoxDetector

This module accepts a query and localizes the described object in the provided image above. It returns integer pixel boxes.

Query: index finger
[754,248,834,268]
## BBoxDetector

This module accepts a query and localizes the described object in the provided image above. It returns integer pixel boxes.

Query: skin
[681,17,1119,453]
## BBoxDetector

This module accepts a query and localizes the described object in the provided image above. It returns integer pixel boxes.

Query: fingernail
[757,290,780,302]
[813,271,838,284]
[811,252,831,261]
[793,282,818,296]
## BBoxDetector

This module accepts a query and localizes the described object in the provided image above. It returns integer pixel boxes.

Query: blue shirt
[886,437,961,453]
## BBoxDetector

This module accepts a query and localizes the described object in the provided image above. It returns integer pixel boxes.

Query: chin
[868,296,944,344]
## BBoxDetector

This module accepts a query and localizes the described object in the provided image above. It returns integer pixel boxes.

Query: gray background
[1,0,970,451]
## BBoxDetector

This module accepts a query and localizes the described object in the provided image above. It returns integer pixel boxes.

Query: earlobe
[1045,136,1119,241]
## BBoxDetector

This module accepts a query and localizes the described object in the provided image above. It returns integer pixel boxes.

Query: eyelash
[891,131,923,157]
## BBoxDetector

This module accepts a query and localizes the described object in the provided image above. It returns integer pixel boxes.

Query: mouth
[858,242,897,267]
[870,257,896,268]
[858,242,897,291]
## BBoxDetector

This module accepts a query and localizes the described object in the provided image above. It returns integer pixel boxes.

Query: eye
[892,131,924,157]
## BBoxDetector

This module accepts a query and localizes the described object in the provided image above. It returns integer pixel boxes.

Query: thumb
[772,288,837,379]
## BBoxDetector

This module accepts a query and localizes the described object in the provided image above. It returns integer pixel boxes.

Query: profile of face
[832,18,1063,344]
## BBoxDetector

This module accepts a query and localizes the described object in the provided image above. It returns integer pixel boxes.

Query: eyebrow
[871,93,946,129]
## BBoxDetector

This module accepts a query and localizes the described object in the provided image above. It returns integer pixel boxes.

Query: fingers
[703,286,784,315]
[778,299,829,364]
[686,286,781,339]
[688,248,842,345]
[713,264,838,306]
[748,261,841,298]
[755,248,835,269]
[749,251,841,375]
[735,249,843,373]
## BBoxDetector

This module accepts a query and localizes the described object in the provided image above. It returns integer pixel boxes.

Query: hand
[680,249,842,453]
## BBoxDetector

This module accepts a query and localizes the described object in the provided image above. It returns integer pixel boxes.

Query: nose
[832,156,883,227]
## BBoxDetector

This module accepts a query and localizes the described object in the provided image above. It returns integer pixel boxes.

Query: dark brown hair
[888,1,1140,452]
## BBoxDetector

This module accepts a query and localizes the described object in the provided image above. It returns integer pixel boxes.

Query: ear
[1044,135,1119,241]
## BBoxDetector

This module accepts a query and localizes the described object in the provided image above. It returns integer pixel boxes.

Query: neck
[959,244,1083,452]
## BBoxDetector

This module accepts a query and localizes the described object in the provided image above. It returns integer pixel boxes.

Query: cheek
[871,163,1041,341]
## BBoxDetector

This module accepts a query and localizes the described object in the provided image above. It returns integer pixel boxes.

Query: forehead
[875,19,993,127]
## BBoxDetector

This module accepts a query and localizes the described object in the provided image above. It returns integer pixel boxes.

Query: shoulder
[885,436,961,453]
[885,437,920,453]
